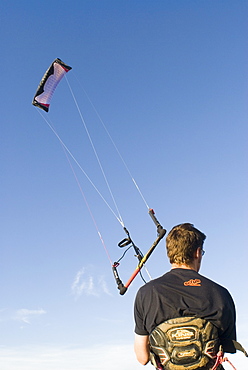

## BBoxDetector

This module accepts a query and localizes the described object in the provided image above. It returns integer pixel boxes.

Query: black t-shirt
[134,268,236,353]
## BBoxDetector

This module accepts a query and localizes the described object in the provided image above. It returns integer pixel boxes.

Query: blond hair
[166,223,206,265]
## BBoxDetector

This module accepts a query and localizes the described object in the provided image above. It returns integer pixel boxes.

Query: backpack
[149,316,221,370]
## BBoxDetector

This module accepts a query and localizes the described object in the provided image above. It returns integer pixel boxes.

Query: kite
[32,58,72,112]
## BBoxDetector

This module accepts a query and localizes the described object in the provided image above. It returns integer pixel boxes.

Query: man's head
[166,223,206,267]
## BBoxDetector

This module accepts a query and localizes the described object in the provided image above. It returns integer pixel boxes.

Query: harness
[149,316,247,370]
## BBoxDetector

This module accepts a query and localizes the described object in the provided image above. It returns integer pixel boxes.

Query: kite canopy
[32,58,72,112]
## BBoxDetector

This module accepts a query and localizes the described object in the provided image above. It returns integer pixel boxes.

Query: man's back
[134,268,236,353]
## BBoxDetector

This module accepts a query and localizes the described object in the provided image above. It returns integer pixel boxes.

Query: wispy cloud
[14,308,47,324]
[0,343,146,370]
[98,275,112,295]
[0,307,47,325]
[71,266,112,299]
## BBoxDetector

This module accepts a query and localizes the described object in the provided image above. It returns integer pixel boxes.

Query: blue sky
[1,1,247,369]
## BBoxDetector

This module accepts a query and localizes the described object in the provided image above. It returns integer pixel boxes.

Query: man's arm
[134,333,150,365]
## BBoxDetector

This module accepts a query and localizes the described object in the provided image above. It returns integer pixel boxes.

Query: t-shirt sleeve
[219,290,237,353]
[134,289,149,335]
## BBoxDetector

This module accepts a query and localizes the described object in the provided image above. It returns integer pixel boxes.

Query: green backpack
[149,316,220,370]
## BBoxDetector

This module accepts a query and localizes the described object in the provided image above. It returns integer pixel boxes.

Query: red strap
[211,350,223,370]
[211,350,237,370]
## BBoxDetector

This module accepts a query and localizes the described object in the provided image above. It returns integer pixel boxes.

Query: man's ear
[195,247,202,258]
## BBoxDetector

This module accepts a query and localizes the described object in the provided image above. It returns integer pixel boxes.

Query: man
[134,223,237,369]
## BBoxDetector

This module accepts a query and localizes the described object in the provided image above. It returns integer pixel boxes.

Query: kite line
[66,72,150,210]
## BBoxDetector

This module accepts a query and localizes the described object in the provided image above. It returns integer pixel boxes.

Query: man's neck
[171,263,197,272]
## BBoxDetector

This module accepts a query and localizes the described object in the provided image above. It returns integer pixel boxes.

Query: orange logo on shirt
[184,279,201,287]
